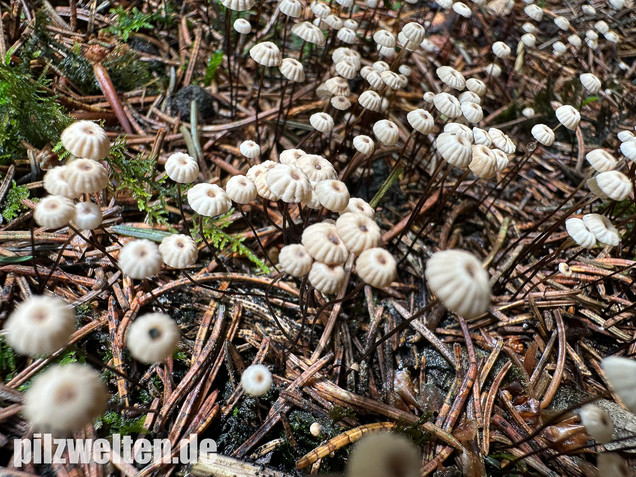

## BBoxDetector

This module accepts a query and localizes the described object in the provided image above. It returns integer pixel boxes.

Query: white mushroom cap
[619,138,636,161]
[469,145,498,179]
[239,140,261,159]
[222,0,255,10]
[401,22,426,44]
[279,148,306,165]
[165,152,199,183]
[585,149,617,172]
[336,213,381,254]
[433,93,462,118]
[444,123,473,141]
[302,222,349,264]
[337,27,357,44]
[279,0,303,17]
[601,357,636,414]
[492,41,511,58]
[310,1,331,18]
[531,124,555,146]
[266,164,312,203]
[345,432,420,477]
[582,214,620,246]
[523,4,543,20]
[60,121,110,160]
[65,158,108,194]
[159,234,198,268]
[118,239,163,279]
[373,119,400,146]
[233,18,252,34]
[436,66,465,90]
[310,112,335,133]
[466,78,486,95]
[325,76,351,96]
[4,295,76,356]
[335,60,358,80]
[554,15,570,30]
[72,201,103,230]
[472,127,492,147]
[296,155,337,182]
[461,102,484,124]
[593,171,632,201]
[254,171,279,201]
[617,131,634,143]
[187,183,232,217]
[308,262,346,294]
[488,128,515,154]
[485,63,502,77]
[34,195,75,229]
[459,91,481,104]
[292,21,326,46]
[23,364,108,434]
[355,247,396,288]
[225,175,257,204]
[353,135,375,155]
[425,249,491,318]
[315,180,350,212]
[373,29,396,48]
[345,198,375,218]
[435,132,473,169]
[279,58,306,82]
[331,95,352,111]
[579,73,601,95]
[241,364,273,396]
[565,218,596,249]
[492,148,509,172]
[246,160,277,182]
[359,90,383,112]
[249,42,282,66]
[43,166,80,199]
[580,404,614,443]
[126,312,180,363]
[407,109,435,135]
[279,244,313,277]
[555,105,581,130]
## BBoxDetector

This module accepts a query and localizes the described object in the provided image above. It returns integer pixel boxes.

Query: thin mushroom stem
[38,230,78,294]
[225,9,236,118]
[237,205,278,271]
[273,78,290,147]
[176,183,191,236]
[255,67,266,147]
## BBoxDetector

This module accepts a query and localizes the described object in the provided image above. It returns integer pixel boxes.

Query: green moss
[95,411,147,435]
[1,181,30,222]
[106,5,174,42]
[0,336,17,381]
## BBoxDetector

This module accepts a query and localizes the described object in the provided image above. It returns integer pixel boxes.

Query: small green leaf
[203,51,224,86]
[582,96,599,106]
[0,255,34,264]
[110,225,172,242]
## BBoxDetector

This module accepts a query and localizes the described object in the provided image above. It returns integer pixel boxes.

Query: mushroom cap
[452,1,472,17]
[292,21,326,45]
[241,364,273,396]
[72,201,103,230]
[459,91,481,104]
[333,47,361,65]
[359,90,382,111]
[23,363,108,434]
[159,234,198,268]
[303,188,322,209]
[310,112,335,133]
[401,22,426,44]
[353,135,375,155]
[246,160,277,182]
[296,155,337,182]
[65,158,108,194]
[373,29,396,48]
[580,73,601,95]
[582,214,620,246]
[435,132,473,169]
[617,131,634,143]
[266,164,312,203]
[165,152,199,183]
[585,149,617,172]
[331,95,352,111]
[344,197,375,218]
[279,148,307,165]
[221,0,255,10]
[254,171,279,201]
[406,109,435,136]
[580,405,614,443]
[126,313,180,363]
[521,33,537,47]
[492,148,510,173]
[345,432,420,477]
[620,138,636,161]
[461,102,484,124]
[225,175,258,204]
[336,213,381,254]
[523,4,543,20]
[336,27,357,44]
[249,42,282,66]
[314,179,350,212]
[531,124,555,146]
[444,123,473,142]
[365,70,384,90]
[472,127,492,146]
[43,166,80,199]
[118,239,163,279]
[436,66,465,90]
[565,218,596,249]
[466,78,486,96]
[60,121,110,160]
[555,105,581,130]
[554,15,570,30]
[602,357,636,414]
[233,18,252,34]
[469,145,498,179]
[425,249,491,318]
[279,0,303,17]
[594,171,632,201]
[324,14,344,30]
[433,93,462,118]
[4,295,76,356]
[325,76,351,96]
[302,222,349,264]
[310,1,331,18]
[308,262,346,294]
[34,195,76,229]
[492,41,511,58]
[239,140,261,159]
[488,128,515,154]
[279,58,306,82]
[335,60,359,80]
[279,243,313,277]
[187,183,232,217]
[355,247,396,288]
[373,119,400,146]
[485,63,502,77]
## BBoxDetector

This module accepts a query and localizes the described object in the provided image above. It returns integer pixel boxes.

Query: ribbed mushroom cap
[582,214,620,246]
[353,135,375,155]
[472,127,492,146]
[618,131,635,143]
[492,148,509,172]
[359,90,382,111]
[620,138,636,161]
[23,363,108,434]
[233,18,252,34]
[601,357,636,414]
[72,201,103,230]
[433,93,462,118]
[355,248,396,288]
[452,1,472,17]
[250,42,282,66]
[344,197,375,218]
[488,128,515,154]
[435,132,472,169]
[254,171,279,201]
[43,166,80,199]
[324,14,344,30]
[331,95,352,111]
[65,158,108,194]
[592,171,632,201]
[337,27,357,43]
[553,15,570,30]
[335,60,358,80]
[373,29,396,48]
[311,1,331,17]
[345,432,420,477]
[221,0,255,10]
[308,262,346,294]
[343,18,358,29]
[461,102,483,124]
[365,70,384,90]
[118,239,163,279]
[310,112,335,133]
[296,155,337,182]
[492,41,511,58]
[292,21,326,45]
[315,180,350,212]
[34,195,75,229]
[585,150,617,172]
[303,188,322,209]
[425,249,491,318]
[60,121,110,160]
[401,22,426,44]
[302,222,349,264]
[165,152,199,183]
[459,91,480,104]
[126,313,180,363]
[444,123,473,142]
[279,243,313,277]
[520,33,537,47]
[436,66,465,90]
[279,0,303,17]
[580,404,614,443]
[4,295,76,356]
[485,63,502,77]
[524,4,543,20]
[325,76,351,96]
[565,218,596,249]
[240,140,261,159]
[555,105,581,130]
[579,73,601,94]
[241,364,273,396]
[266,164,312,203]
[159,234,198,268]
[469,145,498,179]
[336,213,381,254]
[187,183,232,217]
[373,119,400,146]
[279,58,306,82]
[531,124,555,146]
[225,175,257,204]
[466,78,486,96]
[246,160,277,182]
[333,47,361,66]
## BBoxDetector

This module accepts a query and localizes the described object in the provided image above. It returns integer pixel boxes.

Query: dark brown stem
[91,63,133,134]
